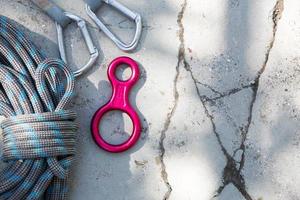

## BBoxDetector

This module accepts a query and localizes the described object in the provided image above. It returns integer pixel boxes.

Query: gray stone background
[1,0,300,199]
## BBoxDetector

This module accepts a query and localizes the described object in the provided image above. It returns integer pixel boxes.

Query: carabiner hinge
[85,0,142,52]
[56,13,99,78]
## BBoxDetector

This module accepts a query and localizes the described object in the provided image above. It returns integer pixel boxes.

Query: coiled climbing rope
[0,16,78,199]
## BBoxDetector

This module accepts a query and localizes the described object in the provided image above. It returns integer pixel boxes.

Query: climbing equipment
[0,0,144,198]
[91,56,141,152]
[0,16,77,199]
[31,0,143,64]
[85,0,142,51]
[29,1,144,149]
[91,57,141,152]
[31,0,99,77]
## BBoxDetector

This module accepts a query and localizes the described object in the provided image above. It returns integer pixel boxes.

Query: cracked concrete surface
[0,0,299,199]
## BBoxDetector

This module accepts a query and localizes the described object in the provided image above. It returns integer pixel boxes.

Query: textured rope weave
[0,16,78,199]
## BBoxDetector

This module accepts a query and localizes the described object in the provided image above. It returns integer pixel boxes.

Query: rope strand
[0,16,78,199]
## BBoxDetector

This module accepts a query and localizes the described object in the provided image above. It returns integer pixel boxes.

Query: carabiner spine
[56,22,67,63]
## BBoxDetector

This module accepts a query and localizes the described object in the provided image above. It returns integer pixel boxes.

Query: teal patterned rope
[0,16,78,199]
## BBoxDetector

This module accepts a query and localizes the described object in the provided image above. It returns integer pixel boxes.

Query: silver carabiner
[56,13,99,77]
[31,0,99,78]
[85,0,142,52]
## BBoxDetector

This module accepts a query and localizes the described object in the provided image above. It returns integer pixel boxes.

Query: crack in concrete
[184,60,253,200]
[158,0,283,199]
[168,0,250,197]
[214,0,284,198]
[158,1,187,200]
[234,0,284,187]
[171,0,284,199]
[196,80,223,96]
[202,82,255,103]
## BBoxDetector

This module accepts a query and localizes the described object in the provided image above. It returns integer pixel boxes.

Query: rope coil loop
[0,16,78,199]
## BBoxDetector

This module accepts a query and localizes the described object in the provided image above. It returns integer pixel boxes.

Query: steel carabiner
[85,0,142,52]
[31,0,99,78]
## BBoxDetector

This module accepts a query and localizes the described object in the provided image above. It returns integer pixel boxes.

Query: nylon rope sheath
[0,16,78,199]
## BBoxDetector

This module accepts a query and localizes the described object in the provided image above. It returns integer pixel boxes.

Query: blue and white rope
[0,16,78,199]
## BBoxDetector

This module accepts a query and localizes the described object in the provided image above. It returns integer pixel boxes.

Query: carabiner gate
[85,0,142,52]
[56,13,99,77]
